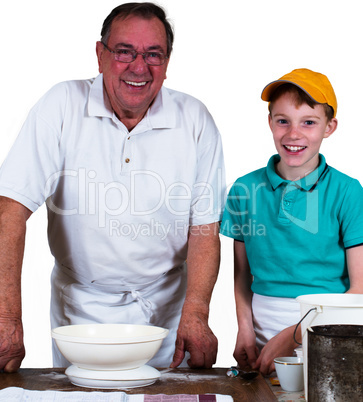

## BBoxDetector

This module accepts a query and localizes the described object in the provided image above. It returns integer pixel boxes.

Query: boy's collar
[267,154,328,191]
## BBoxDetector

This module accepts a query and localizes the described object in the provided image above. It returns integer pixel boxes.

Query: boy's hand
[254,325,299,375]
[233,326,259,370]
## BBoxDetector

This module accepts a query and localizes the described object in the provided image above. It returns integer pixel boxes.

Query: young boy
[220,68,363,376]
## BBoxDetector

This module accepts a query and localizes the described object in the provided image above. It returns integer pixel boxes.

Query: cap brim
[261,80,309,101]
[261,80,325,106]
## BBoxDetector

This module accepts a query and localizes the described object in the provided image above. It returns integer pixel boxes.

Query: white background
[0,0,362,368]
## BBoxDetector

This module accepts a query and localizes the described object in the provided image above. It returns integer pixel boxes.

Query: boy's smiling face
[268,92,337,181]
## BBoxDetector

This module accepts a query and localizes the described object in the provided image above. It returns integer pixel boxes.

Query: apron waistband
[53,260,186,294]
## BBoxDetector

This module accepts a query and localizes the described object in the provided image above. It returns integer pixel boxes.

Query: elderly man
[0,2,225,372]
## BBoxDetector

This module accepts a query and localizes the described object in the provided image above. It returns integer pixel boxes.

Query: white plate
[65,364,160,389]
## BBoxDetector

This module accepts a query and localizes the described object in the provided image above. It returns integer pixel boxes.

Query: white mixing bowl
[51,323,169,370]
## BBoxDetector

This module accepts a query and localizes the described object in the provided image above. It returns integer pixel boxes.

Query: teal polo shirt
[220,154,363,298]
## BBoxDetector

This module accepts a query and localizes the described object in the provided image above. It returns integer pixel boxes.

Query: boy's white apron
[252,293,301,350]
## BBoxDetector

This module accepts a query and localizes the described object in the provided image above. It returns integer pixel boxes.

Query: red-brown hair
[268,84,335,121]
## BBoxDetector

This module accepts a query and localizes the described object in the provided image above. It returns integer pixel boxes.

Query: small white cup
[274,356,304,392]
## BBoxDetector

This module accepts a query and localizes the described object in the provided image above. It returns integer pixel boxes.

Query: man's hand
[0,317,25,372]
[170,309,217,368]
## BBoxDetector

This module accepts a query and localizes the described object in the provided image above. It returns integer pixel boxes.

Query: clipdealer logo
[224,181,268,237]
[44,167,225,232]
[280,174,319,234]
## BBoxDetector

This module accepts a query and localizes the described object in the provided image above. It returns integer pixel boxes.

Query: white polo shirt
[0,74,225,287]
[0,74,225,366]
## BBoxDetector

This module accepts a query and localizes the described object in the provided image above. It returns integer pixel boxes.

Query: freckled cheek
[102,59,127,76]
[272,130,284,143]
[110,65,125,78]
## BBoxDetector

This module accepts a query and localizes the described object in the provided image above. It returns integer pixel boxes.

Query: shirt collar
[87,74,176,130]
[266,154,328,191]
[145,86,176,129]
[88,74,113,118]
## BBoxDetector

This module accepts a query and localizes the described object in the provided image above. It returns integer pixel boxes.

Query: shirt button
[125,158,130,163]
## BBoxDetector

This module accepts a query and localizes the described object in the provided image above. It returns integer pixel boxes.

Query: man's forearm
[0,197,31,371]
[182,222,220,314]
[170,222,220,368]
[0,197,31,317]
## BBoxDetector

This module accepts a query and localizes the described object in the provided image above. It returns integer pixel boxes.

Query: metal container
[307,325,363,402]
[297,293,363,399]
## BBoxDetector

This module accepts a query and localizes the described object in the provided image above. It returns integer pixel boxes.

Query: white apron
[50,261,189,368]
[252,293,301,350]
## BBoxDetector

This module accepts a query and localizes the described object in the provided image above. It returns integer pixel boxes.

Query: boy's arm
[256,245,363,375]
[255,325,301,375]
[233,240,259,369]
[234,241,299,375]
[346,244,363,294]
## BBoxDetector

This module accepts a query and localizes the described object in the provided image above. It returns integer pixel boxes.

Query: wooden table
[0,368,276,401]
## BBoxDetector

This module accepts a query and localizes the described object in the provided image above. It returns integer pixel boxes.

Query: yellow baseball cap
[261,68,337,117]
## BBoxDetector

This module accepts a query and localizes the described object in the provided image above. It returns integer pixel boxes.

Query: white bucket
[296,293,363,401]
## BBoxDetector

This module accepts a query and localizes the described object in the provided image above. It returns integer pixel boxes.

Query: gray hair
[101,2,174,57]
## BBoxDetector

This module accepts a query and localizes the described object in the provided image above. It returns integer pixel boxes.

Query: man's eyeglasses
[101,42,168,66]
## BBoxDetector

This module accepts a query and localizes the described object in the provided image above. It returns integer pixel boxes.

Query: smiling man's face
[96,15,169,129]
